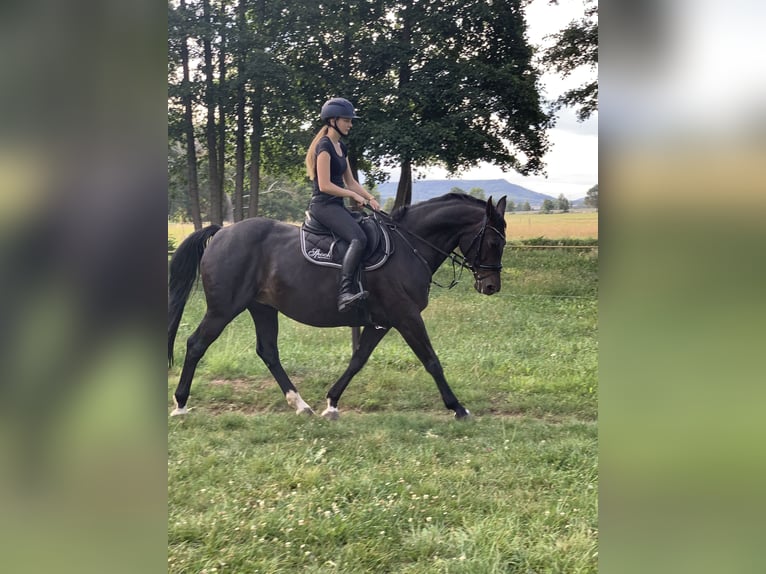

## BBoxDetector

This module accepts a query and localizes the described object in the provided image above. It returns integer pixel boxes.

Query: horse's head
[460,196,507,295]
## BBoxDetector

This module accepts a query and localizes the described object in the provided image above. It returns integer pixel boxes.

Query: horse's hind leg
[248,303,314,415]
[323,325,390,419]
[172,311,232,415]
[396,316,471,419]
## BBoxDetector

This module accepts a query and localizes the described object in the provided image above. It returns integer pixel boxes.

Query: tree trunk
[217,2,227,221]
[248,89,263,218]
[233,0,246,222]
[394,9,413,209]
[247,0,266,219]
[203,0,222,225]
[234,84,246,221]
[395,157,412,209]
[179,0,201,230]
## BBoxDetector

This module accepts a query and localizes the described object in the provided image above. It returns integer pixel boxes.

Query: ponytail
[305,126,330,180]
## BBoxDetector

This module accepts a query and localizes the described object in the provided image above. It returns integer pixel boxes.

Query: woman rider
[305,97,381,312]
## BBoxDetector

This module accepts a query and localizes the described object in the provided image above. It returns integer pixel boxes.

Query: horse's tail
[168,225,222,367]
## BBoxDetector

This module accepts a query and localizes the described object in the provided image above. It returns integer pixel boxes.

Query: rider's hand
[368,198,381,211]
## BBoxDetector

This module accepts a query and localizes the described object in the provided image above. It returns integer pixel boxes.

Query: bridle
[366,206,505,289]
[461,215,506,282]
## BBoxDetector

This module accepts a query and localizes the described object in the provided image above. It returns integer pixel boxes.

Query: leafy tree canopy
[542,0,598,121]
[168,0,555,221]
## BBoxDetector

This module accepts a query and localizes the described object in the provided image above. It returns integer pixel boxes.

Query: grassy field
[168,210,598,248]
[168,241,598,572]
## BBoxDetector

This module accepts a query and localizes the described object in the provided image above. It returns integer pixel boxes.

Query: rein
[365,205,505,289]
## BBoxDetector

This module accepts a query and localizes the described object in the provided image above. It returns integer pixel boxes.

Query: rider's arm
[342,159,381,210]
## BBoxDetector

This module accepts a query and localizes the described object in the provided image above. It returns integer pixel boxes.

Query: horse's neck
[403,203,480,262]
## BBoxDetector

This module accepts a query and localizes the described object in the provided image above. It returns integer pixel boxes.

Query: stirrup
[338,290,368,312]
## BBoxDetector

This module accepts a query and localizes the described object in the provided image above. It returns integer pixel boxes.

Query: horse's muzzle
[475,279,500,295]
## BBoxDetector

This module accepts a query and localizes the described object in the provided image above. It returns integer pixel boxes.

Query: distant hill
[374,179,556,208]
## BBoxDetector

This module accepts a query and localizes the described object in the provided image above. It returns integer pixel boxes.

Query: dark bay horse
[168,193,507,419]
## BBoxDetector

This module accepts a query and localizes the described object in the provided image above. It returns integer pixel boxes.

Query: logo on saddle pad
[300,215,392,270]
[307,247,333,260]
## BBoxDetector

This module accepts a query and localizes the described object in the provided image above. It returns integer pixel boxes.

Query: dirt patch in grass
[209,378,254,391]
[208,375,307,392]
[202,401,277,415]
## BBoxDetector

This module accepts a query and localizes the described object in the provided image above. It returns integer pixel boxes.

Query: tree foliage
[584,184,598,208]
[168,0,553,222]
[542,0,598,121]
[357,1,553,207]
[468,187,487,200]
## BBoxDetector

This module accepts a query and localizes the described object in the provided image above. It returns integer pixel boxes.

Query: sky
[383,0,598,200]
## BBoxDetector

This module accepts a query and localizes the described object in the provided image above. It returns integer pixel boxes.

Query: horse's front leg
[322,325,390,419]
[396,316,471,419]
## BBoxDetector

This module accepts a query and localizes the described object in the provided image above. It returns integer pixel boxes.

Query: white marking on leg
[171,397,189,416]
[321,399,340,420]
[285,390,314,415]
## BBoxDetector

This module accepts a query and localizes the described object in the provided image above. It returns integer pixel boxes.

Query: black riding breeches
[308,198,367,249]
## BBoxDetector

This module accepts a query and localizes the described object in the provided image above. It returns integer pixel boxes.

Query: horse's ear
[485,196,495,217]
[495,196,507,216]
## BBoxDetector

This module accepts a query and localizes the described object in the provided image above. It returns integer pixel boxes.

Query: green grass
[169,248,598,573]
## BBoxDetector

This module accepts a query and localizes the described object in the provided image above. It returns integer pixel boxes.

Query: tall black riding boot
[338,239,368,312]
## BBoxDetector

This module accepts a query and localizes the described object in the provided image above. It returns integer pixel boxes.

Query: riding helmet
[320,97,360,122]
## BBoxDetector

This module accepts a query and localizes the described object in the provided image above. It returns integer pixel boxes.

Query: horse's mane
[391,192,486,222]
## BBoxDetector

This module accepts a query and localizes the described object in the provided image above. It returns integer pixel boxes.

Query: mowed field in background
[169,210,598,247]
[505,210,598,240]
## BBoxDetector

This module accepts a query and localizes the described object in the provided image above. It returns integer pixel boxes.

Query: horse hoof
[455,409,472,420]
[321,407,340,420]
[170,407,189,416]
[286,391,315,415]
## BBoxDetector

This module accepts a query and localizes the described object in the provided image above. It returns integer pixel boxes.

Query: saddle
[300,211,392,270]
